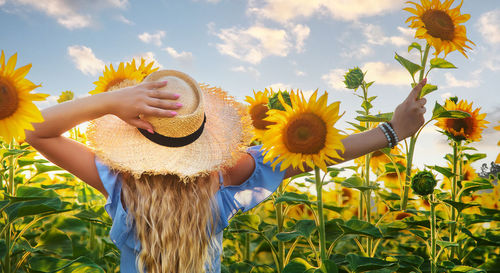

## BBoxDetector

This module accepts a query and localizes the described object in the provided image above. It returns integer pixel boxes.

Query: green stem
[364,153,373,256]
[450,142,458,259]
[276,184,284,272]
[401,137,416,210]
[315,167,327,262]
[4,139,15,273]
[401,44,430,211]
[430,195,437,273]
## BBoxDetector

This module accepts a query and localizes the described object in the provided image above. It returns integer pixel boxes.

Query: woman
[25,70,427,273]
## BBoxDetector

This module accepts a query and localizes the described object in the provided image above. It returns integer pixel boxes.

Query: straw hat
[87,70,252,181]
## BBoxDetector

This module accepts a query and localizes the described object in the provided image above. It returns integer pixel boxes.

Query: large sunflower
[127,58,159,81]
[261,90,345,172]
[245,89,274,141]
[405,0,475,57]
[435,99,488,142]
[90,62,143,95]
[0,51,48,142]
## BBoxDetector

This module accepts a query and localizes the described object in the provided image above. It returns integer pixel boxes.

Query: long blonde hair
[120,171,220,273]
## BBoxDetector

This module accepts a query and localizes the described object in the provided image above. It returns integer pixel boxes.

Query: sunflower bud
[411,170,437,196]
[57,90,74,103]
[343,67,364,90]
[268,91,291,111]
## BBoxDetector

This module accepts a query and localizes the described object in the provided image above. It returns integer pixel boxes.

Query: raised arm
[25,81,179,196]
[282,78,428,179]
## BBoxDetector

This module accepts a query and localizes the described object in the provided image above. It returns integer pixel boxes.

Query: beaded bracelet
[378,123,394,148]
[378,122,399,149]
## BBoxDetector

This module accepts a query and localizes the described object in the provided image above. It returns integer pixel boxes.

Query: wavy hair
[120,171,220,273]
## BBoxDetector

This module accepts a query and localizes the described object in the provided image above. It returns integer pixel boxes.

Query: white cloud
[138,31,166,46]
[291,24,310,52]
[477,9,500,45]
[0,0,6,5]
[130,52,163,68]
[34,95,58,110]
[10,0,127,29]
[67,45,105,76]
[163,47,194,62]
[266,83,292,91]
[248,0,403,23]
[231,66,261,77]
[116,14,134,25]
[361,62,410,86]
[443,72,480,88]
[341,44,373,59]
[295,70,306,76]
[362,24,413,47]
[322,68,347,90]
[212,24,292,64]
[485,55,500,71]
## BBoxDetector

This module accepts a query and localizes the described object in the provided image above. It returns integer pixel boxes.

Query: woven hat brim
[87,84,252,181]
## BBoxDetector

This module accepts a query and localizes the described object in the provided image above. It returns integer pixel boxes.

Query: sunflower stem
[430,194,438,273]
[450,141,460,259]
[401,137,416,210]
[275,183,285,271]
[314,167,327,262]
[4,139,16,273]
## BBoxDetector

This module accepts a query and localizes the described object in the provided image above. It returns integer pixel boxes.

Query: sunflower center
[448,117,473,135]
[421,9,455,41]
[0,80,19,119]
[250,103,274,130]
[284,113,327,154]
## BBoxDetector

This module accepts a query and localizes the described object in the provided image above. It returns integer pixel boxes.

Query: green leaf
[409,229,429,240]
[283,258,315,273]
[451,265,486,273]
[4,198,63,221]
[361,100,372,112]
[402,216,430,228]
[28,256,105,273]
[231,215,261,231]
[325,219,344,241]
[275,192,312,206]
[36,228,73,255]
[461,178,493,194]
[230,262,254,273]
[347,122,367,132]
[322,203,345,214]
[34,162,63,175]
[251,265,275,273]
[341,219,383,238]
[346,254,398,273]
[461,228,500,246]
[408,42,422,53]
[377,190,400,201]
[437,240,459,249]
[355,112,393,123]
[17,158,49,167]
[426,165,455,178]
[319,260,338,273]
[431,102,471,120]
[276,220,316,242]
[394,52,422,77]
[464,153,487,163]
[420,84,438,98]
[442,200,480,213]
[342,176,378,191]
[430,58,457,69]
[2,149,34,157]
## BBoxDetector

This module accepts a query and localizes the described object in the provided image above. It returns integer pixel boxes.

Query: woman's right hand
[109,81,182,132]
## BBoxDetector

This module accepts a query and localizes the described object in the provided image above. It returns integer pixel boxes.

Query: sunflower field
[1,0,499,272]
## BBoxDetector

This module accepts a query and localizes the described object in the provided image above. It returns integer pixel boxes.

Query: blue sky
[1,0,499,171]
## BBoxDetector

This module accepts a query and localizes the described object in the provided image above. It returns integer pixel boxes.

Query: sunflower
[379,158,407,191]
[435,99,488,142]
[0,51,48,142]
[245,89,275,141]
[57,90,74,103]
[90,62,143,95]
[261,90,345,172]
[405,0,475,57]
[440,162,477,190]
[127,58,159,81]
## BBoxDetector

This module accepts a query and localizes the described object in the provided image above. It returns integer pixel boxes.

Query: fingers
[146,97,183,110]
[141,80,168,90]
[142,106,178,118]
[128,118,154,132]
[416,97,427,108]
[409,78,427,101]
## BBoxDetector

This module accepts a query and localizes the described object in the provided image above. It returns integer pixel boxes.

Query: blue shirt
[95,145,286,273]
